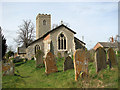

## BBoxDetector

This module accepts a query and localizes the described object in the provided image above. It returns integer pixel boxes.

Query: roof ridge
[28,24,76,46]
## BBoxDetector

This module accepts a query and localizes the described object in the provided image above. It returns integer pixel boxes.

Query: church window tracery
[58,33,66,50]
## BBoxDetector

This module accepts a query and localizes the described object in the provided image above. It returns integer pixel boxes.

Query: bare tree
[7,45,14,52]
[15,20,35,47]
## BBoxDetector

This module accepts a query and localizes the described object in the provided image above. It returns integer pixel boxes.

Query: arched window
[58,33,66,50]
[43,20,46,25]
[35,45,40,54]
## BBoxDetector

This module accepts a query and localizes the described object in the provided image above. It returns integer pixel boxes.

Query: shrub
[6,51,14,59]
[117,50,120,57]
[57,52,62,58]
[87,49,95,62]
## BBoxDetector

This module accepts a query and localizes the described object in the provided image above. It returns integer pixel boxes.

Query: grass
[2,56,118,88]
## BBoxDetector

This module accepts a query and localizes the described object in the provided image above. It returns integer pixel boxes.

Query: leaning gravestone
[73,49,88,81]
[35,50,44,68]
[95,47,107,73]
[45,52,58,74]
[107,48,117,67]
[63,56,74,71]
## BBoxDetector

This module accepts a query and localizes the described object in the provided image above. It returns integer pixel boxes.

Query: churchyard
[2,48,119,88]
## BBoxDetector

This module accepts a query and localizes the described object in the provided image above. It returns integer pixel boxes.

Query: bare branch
[14,19,35,47]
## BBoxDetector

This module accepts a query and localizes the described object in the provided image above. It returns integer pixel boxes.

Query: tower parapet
[36,13,51,39]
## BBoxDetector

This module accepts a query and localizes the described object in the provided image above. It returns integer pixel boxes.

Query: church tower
[36,14,51,39]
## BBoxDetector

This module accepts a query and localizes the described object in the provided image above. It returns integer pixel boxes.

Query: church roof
[74,37,86,45]
[28,24,76,46]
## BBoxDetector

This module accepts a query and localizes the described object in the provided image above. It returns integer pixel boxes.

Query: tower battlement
[36,13,51,20]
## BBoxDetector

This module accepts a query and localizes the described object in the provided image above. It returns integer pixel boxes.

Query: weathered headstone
[64,51,69,59]
[85,51,90,75]
[45,52,58,74]
[9,60,15,75]
[2,60,15,76]
[35,50,44,68]
[107,48,117,67]
[83,59,89,76]
[95,47,107,73]
[63,56,74,71]
[73,49,88,81]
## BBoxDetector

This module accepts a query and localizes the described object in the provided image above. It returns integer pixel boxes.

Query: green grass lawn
[2,57,118,88]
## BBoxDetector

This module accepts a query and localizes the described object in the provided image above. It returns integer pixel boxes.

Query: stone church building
[18,14,85,60]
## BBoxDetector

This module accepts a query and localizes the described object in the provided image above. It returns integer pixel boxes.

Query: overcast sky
[1,2,118,51]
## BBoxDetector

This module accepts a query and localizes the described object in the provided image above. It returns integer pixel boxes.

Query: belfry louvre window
[43,20,46,25]
[35,45,40,54]
[58,33,66,50]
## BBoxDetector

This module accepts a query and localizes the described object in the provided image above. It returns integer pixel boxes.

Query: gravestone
[64,51,69,59]
[45,52,58,74]
[2,60,15,76]
[35,50,44,68]
[107,48,117,67]
[63,56,74,71]
[84,59,89,76]
[9,60,15,75]
[73,49,88,81]
[95,47,107,73]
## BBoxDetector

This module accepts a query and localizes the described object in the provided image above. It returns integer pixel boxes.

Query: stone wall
[50,26,75,57]
[36,14,51,39]
[74,38,85,50]
[26,39,44,60]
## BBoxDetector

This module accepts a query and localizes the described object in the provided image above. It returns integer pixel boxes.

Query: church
[18,14,86,60]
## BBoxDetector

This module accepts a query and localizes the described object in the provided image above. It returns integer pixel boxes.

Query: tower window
[43,20,46,25]
[58,33,66,50]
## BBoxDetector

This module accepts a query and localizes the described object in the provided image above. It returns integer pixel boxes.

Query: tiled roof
[74,37,86,45]
[99,42,118,48]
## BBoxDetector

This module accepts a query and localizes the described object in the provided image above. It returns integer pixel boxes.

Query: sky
[0,2,118,51]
